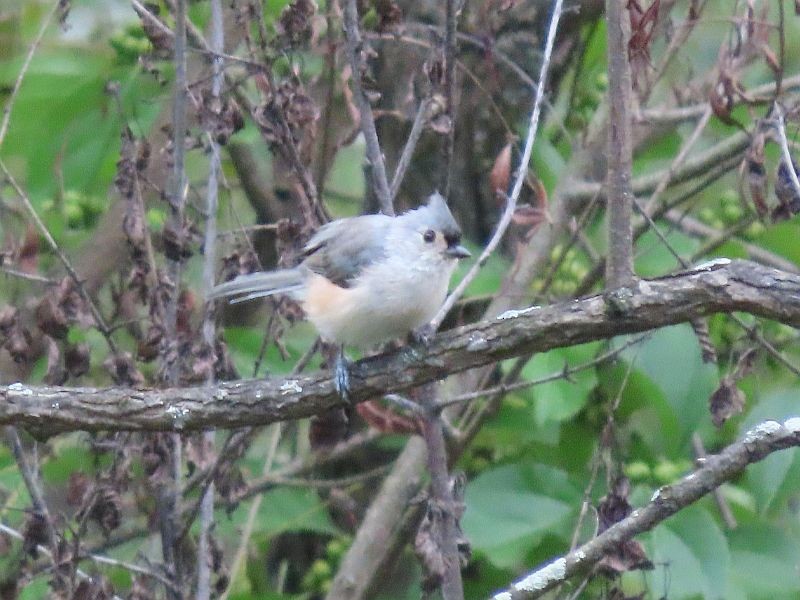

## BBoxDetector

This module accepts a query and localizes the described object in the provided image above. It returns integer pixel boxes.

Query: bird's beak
[445,244,471,259]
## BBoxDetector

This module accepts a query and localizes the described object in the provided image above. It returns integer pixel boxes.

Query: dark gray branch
[1,260,799,436]
[493,415,800,599]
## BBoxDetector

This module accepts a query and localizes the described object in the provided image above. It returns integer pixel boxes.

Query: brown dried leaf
[3,326,33,364]
[709,75,736,125]
[709,378,746,427]
[214,339,239,381]
[22,512,49,558]
[376,0,403,32]
[161,220,194,262]
[309,408,350,449]
[36,296,68,339]
[709,348,754,427]
[17,225,39,274]
[0,306,17,336]
[278,0,316,47]
[137,324,163,362]
[65,343,90,378]
[490,143,512,198]
[141,435,170,479]
[356,400,422,435]
[81,485,122,535]
[71,577,114,600]
[773,158,800,222]
[127,577,155,600]
[103,352,145,386]
[596,478,653,575]
[66,472,91,507]
[133,2,173,57]
[745,132,768,218]
[598,476,632,532]
[627,0,659,90]
[199,94,244,146]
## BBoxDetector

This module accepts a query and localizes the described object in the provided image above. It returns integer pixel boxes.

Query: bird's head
[400,193,471,263]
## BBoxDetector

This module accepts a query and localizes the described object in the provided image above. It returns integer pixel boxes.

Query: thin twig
[390,97,431,200]
[441,0,459,196]
[691,433,737,529]
[638,74,800,124]
[341,0,394,215]
[430,0,564,329]
[0,0,61,151]
[435,334,648,410]
[642,107,713,214]
[196,0,224,597]
[4,429,58,555]
[158,1,188,597]
[772,103,800,199]
[564,129,751,201]
[0,267,54,284]
[216,223,279,238]
[219,424,282,600]
[314,0,339,199]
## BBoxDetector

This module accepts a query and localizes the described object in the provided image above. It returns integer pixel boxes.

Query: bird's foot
[333,350,351,401]
[410,323,436,347]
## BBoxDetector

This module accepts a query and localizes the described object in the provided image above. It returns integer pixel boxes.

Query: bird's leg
[333,346,351,401]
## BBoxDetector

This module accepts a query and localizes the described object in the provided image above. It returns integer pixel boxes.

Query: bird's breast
[302,261,452,348]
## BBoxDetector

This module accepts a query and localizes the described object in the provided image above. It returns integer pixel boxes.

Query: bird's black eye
[423,229,436,243]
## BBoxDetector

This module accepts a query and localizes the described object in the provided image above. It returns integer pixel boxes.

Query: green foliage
[463,463,577,568]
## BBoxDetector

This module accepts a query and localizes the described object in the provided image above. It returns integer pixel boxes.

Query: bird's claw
[410,323,435,347]
[333,351,351,401]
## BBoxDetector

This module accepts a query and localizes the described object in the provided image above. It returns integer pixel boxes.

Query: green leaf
[728,523,800,599]
[255,487,340,537]
[619,326,718,450]
[520,343,600,426]
[649,505,730,599]
[463,463,576,568]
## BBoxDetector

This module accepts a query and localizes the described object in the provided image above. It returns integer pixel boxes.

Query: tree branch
[604,0,635,288]
[1,260,799,435]
[492,415,800,599]
[341,0,394,215]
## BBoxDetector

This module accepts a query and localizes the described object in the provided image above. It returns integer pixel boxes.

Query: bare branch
[196,0,224,597]
[492,416,800,599]
[440,0,459,197]
[390,97,430,200]
[1,261,799,435]
[604,0,635,288]
[341,0,393,215]
[564,130,751,202]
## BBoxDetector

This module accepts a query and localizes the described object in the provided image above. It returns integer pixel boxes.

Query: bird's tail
[208,269,305,304]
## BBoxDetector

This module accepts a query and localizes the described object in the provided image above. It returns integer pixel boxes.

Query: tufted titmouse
[209,193,470,395]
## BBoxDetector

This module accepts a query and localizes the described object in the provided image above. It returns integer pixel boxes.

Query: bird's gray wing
[302,214,392,287]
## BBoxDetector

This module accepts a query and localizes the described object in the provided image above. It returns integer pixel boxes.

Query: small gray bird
[209,193,470,396]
